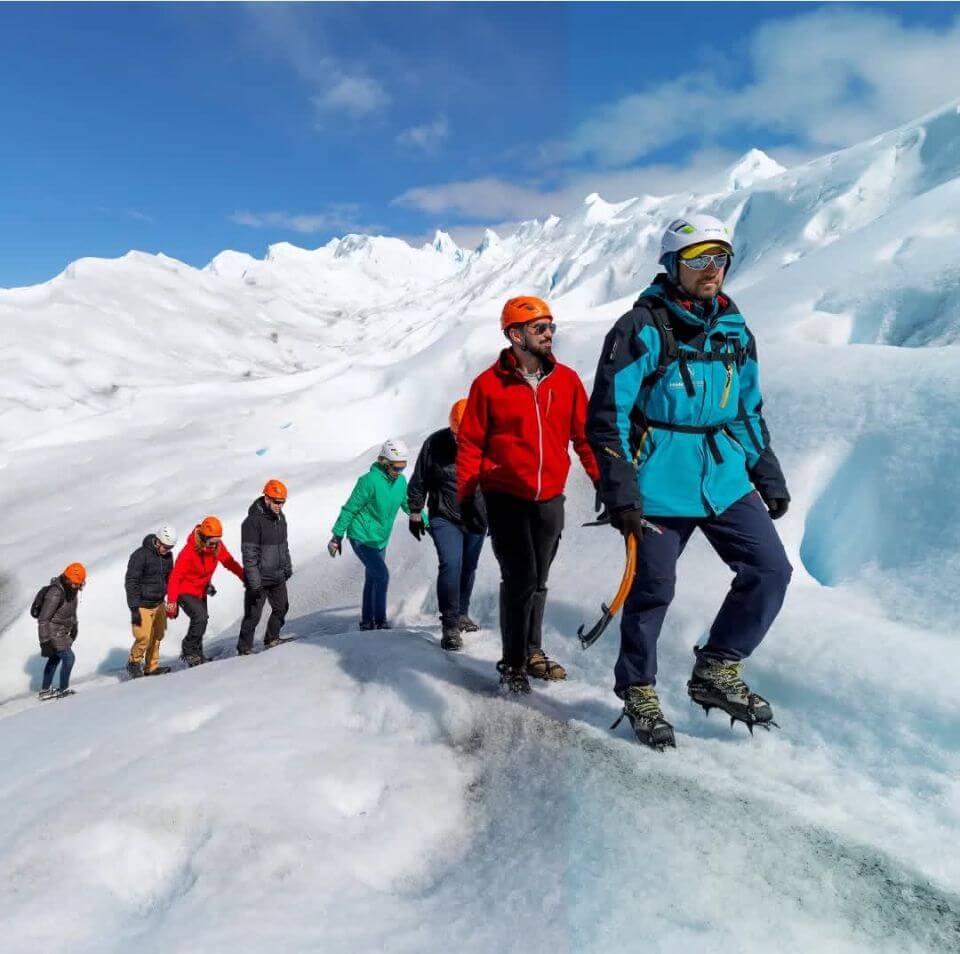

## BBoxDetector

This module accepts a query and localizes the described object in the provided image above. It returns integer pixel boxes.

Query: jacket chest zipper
[533,386,544,501]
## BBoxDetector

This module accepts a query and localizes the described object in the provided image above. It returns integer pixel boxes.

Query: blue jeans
[349,539,389,625]
[42,647,75,691]
[429,517,485,626]
[616,492,792,692]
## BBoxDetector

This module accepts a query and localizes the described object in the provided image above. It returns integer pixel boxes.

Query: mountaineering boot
[144,666,171,676]
[181,654,204,668]
[612,685,676,750]
[526,650,567,681]
[55,688,76,699]
[375,620,393,630]
[459,615,480,633]
[687,650,775,732]
[440,619,463,651]
[359,621,376,631]
[38,688,58,701]
[237,647,253,656]
[126,662,144,679]
[497,661,531,695]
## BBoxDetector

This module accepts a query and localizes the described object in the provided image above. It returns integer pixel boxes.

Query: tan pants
[128,605,166,673]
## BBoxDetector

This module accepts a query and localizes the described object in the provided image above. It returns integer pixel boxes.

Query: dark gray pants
[237,582,289,652]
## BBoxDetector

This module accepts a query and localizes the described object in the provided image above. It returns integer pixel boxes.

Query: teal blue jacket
[587,276,788,518]
[332,464,427,549]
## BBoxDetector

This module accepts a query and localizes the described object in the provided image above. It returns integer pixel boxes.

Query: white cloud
[397,116,449,152]
[230,205,375,235]
[313,76,389,118]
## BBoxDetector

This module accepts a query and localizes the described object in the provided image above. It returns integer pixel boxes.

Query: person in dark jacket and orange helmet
[166,516,244,666]
[408,400,486,651]
[237,479,293,655]
[36,562,85,700]
[457,296,600,693]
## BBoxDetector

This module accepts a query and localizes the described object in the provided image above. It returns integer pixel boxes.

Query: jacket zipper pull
[719,363,733,409]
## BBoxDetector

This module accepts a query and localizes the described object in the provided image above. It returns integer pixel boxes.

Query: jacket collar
[640,274,730,329]
[494,347,556,381]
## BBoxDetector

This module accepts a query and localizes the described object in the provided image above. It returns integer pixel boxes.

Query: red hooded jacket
[457,349,600,503]
[166,528,245,602]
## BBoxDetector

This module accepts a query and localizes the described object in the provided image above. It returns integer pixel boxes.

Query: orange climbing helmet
[449,399,468,435]
[198,516,222,539]
[63,563,86,586]
[263,479,288,501]
[500,296,552,332]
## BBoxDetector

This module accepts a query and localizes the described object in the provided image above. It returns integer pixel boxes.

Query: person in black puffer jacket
[125,525,177,677]
[37,563,85,699]
[407,400,487,651]
[237,479,293,653]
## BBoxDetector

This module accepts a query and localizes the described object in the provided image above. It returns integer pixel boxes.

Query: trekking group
[33,215,792,749]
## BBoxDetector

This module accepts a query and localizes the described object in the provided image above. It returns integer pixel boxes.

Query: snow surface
[1,101,960,951]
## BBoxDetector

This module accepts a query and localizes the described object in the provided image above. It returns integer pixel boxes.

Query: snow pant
[615,491,792,693]
[42,647,75,692]
[128,604,166,673]
[429,516,485,627]
[178,594,209,659]
[485,492,564,669]
[237,581,289,652]
[348,539,389,626]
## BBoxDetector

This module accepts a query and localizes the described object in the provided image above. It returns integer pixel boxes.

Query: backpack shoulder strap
[635,297,677,386]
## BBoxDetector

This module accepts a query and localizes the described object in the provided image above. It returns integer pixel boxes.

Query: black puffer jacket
[408,428,487,530]
[125,534,174,609]
[241,497,292,590]
[38,577,78,653]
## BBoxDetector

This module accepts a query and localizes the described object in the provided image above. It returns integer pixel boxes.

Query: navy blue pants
[349,539,389,625]
[42,647,75,692]
[615,492,792,692]
[429,516,485,626]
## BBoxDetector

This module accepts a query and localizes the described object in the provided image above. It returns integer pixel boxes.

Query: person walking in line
[237,479,293,655]
[587,214,792,749]
[457,297,600,693]
[328,439,426,630]
[124,525,177,678]
[166,516,245,666]
[408,399,486,651]
[35,562,85,700]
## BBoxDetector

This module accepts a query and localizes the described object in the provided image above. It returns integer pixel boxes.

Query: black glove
[611,506,646,540]
[764,497,789,520]
[206,583,217,597]
[131,608,142,627]
[408,517,425,541]
[460,497,486,535]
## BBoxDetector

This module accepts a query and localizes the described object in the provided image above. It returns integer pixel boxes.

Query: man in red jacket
[458,296,600,693]
[166,515,245,666]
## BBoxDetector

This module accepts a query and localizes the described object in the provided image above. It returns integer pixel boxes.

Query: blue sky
[1,2,958,287]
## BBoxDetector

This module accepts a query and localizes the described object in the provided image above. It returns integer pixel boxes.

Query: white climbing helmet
[156,524,178,547]
[659,214,734,261]
[378,438,410,463]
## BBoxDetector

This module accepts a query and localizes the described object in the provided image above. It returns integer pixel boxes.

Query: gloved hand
[131,608,142,627]
[460,497,486,535]
[408,514,425,541]
[328,535,342,558]
[611,506,646,540]
[765,497,790,520]
[165,600,179,619]
[206,583,217,597]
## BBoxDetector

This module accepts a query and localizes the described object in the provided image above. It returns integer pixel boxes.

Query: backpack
[30,583,57,620]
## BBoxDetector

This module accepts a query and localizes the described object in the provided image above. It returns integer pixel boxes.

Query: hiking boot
[375,620,393,630]
[440,624,463,651]
[38,688,57,701]
[237,647,253,656]
[359,621,376,631]
[263,639,280,650]
[144,666,171,676]
[615,685,676,750]
[526,650,567,681]
[181,654,204,668]
[126,661,144,679]
[687,651,775,730]
[55,688,76,699]
[459,615,480,633]
[497,661,531,695]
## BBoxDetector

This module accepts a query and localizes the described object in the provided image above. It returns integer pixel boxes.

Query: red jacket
[166,528,245,602]
[458,349,600,503]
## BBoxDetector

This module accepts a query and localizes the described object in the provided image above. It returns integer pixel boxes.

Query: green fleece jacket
[332,463,428,549]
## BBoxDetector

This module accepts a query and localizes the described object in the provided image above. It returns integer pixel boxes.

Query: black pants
[237,581,289,652]
[485,492,564,668]
[179,594,209,659]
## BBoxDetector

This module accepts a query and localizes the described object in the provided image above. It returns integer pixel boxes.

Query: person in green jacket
[328,439,426,630]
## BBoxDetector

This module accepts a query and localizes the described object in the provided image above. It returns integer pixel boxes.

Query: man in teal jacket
[328,439,427,630]
[587,214,792,749]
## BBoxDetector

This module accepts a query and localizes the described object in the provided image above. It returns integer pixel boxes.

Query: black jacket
[408,428,487,530]
[125,534,174,610]
[241,497,292,590]
[38,577,78,652]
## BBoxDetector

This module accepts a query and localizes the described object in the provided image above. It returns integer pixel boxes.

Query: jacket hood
[142,533,158,549]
